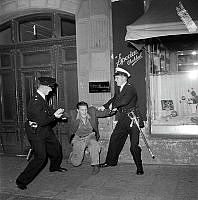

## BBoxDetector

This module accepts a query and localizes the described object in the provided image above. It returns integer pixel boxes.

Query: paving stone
[0,155,198,200]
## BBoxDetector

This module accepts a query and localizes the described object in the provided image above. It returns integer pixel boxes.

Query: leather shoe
[50,167,67,172]
[92,165,100,175]
[99,163,116,168]
[136,169,144,175]
[16,180,27,190]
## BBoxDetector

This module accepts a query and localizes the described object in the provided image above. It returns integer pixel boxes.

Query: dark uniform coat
[103,83,144,171]
[16,92,63,186]
[25,92,57,138]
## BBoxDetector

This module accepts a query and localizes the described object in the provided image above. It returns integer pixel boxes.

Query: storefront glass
[149,41,198,135]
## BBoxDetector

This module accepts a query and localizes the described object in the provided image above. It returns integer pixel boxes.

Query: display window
[148,38,198,135]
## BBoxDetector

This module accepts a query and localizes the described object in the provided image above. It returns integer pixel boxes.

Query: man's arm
[89,106,116,118]
[28,101,63,126]
[96,107,116,118]
[97,95,116,111]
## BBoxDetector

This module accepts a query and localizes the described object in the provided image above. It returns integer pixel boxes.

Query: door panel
[0,37,78,156]
[20,70,53,152]
[21,70,52,122]
[0,71,17,122]
[0,62,20,154]
[56,46,78,158]
[63,64,79,112]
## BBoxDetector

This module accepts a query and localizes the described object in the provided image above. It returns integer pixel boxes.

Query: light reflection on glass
[188,70,198,80]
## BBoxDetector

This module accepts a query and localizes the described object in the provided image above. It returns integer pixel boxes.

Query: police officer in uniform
[16,77,67,190]
[98,67,144,175]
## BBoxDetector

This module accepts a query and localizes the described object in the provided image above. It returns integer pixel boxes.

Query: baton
[128,111,155,159]
[26,148,33,161]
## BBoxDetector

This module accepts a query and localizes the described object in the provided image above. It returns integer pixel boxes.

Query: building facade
[0,0,198,165]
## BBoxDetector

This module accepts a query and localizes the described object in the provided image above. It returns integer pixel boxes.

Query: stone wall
[99,127,198,166]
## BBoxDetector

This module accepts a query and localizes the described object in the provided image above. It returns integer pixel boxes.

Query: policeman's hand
[97,106,105,111]
[54,108,64,118]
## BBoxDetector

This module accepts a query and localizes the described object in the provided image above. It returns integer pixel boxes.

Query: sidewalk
[0,155,198,200]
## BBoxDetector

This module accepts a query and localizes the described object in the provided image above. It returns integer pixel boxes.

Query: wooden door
[55,42,78,158]
[0,37,78,156]
[0,51,20,154]
[18,44,56,153]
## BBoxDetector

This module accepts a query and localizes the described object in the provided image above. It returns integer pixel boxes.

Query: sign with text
[114,50,143,69]
[89,81,110,93]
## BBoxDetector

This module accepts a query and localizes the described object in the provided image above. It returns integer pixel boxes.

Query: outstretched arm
[89,106,116,118]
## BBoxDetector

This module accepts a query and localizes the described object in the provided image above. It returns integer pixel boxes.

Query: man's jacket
[25,92,57,139]
[103,83,144,128]
[68,106,111,140]
[103,83,137,111]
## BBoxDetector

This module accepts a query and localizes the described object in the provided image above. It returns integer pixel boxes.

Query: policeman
[16,77,67,190]
[98,67,144,175]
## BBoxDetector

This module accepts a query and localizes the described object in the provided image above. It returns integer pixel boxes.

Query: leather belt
[78,134,90,138]
[119,106,137,114]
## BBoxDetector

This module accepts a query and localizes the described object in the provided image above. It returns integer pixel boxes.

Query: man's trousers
[70,132,101,166]
[105,113,143,171]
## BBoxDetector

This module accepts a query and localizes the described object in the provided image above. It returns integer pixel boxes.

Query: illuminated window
[149,34,198,135]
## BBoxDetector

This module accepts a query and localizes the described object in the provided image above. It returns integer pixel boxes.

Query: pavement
[0,154,198,200]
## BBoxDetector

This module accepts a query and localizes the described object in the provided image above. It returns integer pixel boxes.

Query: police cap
[38,77,57,88]
[114,67,131,78]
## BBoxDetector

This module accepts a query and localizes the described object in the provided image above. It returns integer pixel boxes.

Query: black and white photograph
[0,0,198,200]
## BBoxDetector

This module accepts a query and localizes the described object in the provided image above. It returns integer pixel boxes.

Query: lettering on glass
[115,50,143,68]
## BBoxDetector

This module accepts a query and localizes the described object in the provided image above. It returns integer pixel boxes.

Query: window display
[149,43,198,135]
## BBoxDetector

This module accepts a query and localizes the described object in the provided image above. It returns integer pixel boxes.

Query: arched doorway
[0,12,78,156]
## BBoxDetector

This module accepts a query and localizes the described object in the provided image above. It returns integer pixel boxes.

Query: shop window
[177,51,198,71]
[149,40,198,135]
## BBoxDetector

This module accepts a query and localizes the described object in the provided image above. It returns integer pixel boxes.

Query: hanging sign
[114,50,143,68]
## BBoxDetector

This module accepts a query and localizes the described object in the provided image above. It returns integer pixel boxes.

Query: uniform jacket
[68,106,111,139]
[103,83,137,112]
[103,83,144,128]
[25,92,57,139]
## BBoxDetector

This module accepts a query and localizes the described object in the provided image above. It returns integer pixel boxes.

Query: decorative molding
[30,0,46,8]
[0,0,81,17]
[0,36,76,51]
[60,0,79,14]
[0,0,17,13]
[18,0,30,9]
[47,0,61,9]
